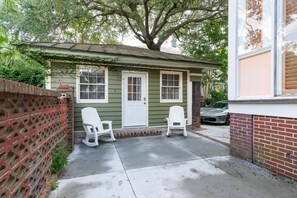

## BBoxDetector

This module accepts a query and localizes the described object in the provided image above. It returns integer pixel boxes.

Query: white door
[123,72,147,127]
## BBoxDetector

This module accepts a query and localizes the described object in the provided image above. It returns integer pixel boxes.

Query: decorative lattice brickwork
[0,79,70,197]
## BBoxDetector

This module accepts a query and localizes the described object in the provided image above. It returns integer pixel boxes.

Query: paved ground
[195,124,230,144]
[50,132,297,198]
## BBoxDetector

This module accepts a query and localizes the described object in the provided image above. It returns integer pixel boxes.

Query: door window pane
[127,77,142,101]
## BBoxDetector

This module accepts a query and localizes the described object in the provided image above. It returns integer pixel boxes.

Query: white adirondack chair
[166,106,188,137]
[81,107,116,147]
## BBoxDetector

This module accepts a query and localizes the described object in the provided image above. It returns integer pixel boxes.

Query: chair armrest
[101,121,113,129]
[165,118,169,123]
[83,123,94,127]
[185,118,188,124]
[101,121,112,124]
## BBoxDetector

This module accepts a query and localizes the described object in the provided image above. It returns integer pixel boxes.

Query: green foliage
[209,89,227,105]
[0,25,47,87]
[0,63,46,87]
[0,25,23,66]
[181,17,228,101]
[0,0,120,43]
[50,140,68,174]
[0,0,227,50]
[51,180,59,191]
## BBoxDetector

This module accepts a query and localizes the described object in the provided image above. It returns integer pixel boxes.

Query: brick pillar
[192,81,201,130]
[57,86,74,152]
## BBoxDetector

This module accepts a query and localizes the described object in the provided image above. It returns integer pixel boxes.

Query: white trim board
[229,103,297,118]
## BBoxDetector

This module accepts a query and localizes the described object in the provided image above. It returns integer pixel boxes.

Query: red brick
[284,172,297,180]
[278,131,293,137]
[279,139,294,145]
[286,128,297,133]
[284,162,297,169]
[278,164,293,173]
[286,120,297,125]
[279,148,292,154]
[259,139,271,144]
[271,134,285,140]
[272,126,286,131]
[265,144,278,150]
[270,157,285,165]
[259,117,272,122]
[271,150,283,156]
[278,123,293,128]
[284,137,297,142]
[285,145,296,151]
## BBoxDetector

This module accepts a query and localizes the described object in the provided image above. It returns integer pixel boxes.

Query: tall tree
[0,0,120,43]
[80,0,227,51]
[0,0,227,50]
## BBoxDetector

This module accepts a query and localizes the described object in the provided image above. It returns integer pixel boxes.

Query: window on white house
[78,67,108,103]
[277,0,297,94]
[237,0,273,55]
[160,71,182,102]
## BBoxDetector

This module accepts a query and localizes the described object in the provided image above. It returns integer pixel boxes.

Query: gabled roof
[27,42,219,66]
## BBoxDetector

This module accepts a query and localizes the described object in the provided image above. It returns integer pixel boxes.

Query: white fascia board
[229,103,297,118]
[228,0,237,100]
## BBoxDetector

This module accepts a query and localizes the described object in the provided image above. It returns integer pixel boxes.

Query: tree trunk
[147,42,161,51]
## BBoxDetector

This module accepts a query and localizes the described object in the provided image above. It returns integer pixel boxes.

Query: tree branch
[122,13,145,43]
[143,0,150,39]
[151,3,178,38]
[157,11,222,47]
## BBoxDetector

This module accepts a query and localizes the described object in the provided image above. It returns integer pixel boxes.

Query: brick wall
[0,79,74,197]
[230,113,253,161]
[230,113,297,181]
[253,116,297,180]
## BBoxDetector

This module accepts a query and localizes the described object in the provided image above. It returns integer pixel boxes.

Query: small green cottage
[27,43,219,133]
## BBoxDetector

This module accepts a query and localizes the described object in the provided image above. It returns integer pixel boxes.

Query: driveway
[50,132,296,198]
[195,124,230,145]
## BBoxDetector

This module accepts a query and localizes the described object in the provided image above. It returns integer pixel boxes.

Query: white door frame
[122,71,149,128]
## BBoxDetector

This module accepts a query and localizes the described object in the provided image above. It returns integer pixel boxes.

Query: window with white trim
[77,66,108,103]
[160,71,182,102]
[277,0,297,94]
[237,0,273,55]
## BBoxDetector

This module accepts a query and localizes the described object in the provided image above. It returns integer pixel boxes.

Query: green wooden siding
[50,62,188,131]
[148,71,187,126]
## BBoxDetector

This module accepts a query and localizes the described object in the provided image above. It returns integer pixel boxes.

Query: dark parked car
[200,101,229,124]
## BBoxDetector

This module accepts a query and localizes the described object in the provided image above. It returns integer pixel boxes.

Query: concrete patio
[50,132,297,198]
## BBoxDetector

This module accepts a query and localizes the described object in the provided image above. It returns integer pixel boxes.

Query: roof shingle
[27,42,220,65]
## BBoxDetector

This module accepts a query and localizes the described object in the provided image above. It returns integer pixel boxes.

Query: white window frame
[236,0,274,57]
[160,71,183,103]
[76,65,108,103]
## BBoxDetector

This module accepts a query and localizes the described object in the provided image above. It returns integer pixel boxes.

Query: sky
[122,35,182,54]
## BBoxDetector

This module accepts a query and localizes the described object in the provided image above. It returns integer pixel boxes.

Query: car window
[209,102,228,108]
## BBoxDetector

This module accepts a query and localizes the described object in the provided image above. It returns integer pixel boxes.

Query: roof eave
[28,47,219,71]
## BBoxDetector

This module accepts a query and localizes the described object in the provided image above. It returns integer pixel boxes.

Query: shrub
[209,89,227,105]
[0,63,46,87]
[51,180,59,191]
[50,140,68,174]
